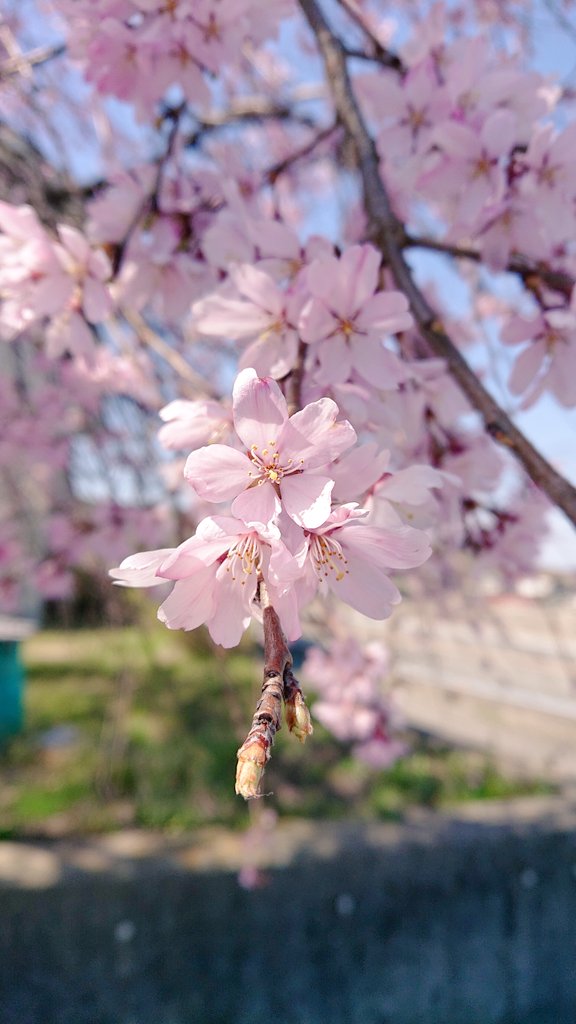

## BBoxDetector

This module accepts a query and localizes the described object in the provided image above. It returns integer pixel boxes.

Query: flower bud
[285,690,314,743]
[235,755,264,800]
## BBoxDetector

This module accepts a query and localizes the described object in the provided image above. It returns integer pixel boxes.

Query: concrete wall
[1,798,576,1024]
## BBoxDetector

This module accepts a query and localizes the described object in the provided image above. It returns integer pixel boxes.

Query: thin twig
[0,42,65,80]
[123,310,208,396]
[266,121,340,184]
[235,600,291,799]
[405,233,575,299]
[298,0,576,528]
[337,0,406,72]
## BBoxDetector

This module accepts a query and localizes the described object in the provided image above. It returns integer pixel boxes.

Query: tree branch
[235,586,312,799]
[0,42,66,80]
[298,0,576,528]
[235,601,290,799]
[404,233,575,299]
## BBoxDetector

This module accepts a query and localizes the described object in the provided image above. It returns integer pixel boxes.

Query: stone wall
[1,798,576,1024]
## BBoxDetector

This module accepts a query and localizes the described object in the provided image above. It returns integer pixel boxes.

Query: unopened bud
[285,690,313,743]
[235,755,265,800]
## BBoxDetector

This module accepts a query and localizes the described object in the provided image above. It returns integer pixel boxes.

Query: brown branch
[298,0,576,529]
[235,588,312,799]
[236,601,291,799]
[266,121,340,184]
[404,234,575,299]
[337,0,406,72]
[123,310,209,396]
[183,88,325,148]
[285,339,307,415]
[0,42,66,80]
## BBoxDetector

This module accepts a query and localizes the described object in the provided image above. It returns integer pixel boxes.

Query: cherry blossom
[289,503,432,620]
[502,309,576,408]
[184,368,356,530]
[299,245,412,387]
[303,638,406,769]
[111,515,300,647]
[192,264,307,378]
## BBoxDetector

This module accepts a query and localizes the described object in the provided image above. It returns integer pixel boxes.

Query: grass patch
[0,625,554,837]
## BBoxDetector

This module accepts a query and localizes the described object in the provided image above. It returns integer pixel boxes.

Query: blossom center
[309,534,349,582]
[226,534,262,582]
[247,443,302,487]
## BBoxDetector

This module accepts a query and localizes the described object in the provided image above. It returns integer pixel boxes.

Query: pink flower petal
[208,562,257,648]
[356,291,412,334]
[281,474,334,529]
[157,568,216,630]
[350,337,407,388]
[298,296,336,343]
[329,555,401,618]
[232,367,288,451]
[83,276,112,323]
[231,263,283,316]
[342,523,432,569]
[288,398,356,468]
[109,548,175,587]
[159,533,229,577]
[184,444,253,501]
[231,480,281,529]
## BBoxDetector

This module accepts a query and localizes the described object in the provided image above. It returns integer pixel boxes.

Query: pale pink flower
[359,64,449,159]
[291,503,432,620]
[158,399,232,451]
[118,217,211,321]
[299,245,412,387]
[184,368,356,531]
[422,109,516,224]
[110,514,301,647]
[475,196,546,271]
[192,264,306,378]
[502,310,576,408]
[303,637,406,769]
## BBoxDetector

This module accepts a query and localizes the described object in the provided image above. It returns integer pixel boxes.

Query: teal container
[0,640,24,742]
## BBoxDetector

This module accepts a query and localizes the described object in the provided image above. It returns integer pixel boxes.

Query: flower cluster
[111,369,432,647]
[52,0,289,116]
[0,204,112,358]
[303,637,406,769]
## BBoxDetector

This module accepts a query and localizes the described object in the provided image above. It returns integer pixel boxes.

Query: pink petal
[231,480,281,529]
[340,245,381,313]
[341,523,432,569]
[230,263,283,316]
[194,295,272,339]
[350,337,407,388]
[331,443,391,500]
[159,532,230,577]
[316,335,352,384]
[356,291,412,334]
[298,296,336,343]
[157,568,216,630]
[281,474,334,529]
[288,398,357,467]
[329,554,401,618]
[482,109,516,157]
[184,444,253,501]
[268,584,303,642]
[83,276,113,323]
[509,343,546,395]
[232,367,288,451]
[109,548,175,587]
[208,562,257,648]
[239,328,298,379]
[58,224,90,263]
[32,274,74,316]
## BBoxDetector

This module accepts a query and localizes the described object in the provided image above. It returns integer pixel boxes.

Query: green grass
[0,624,553,837]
